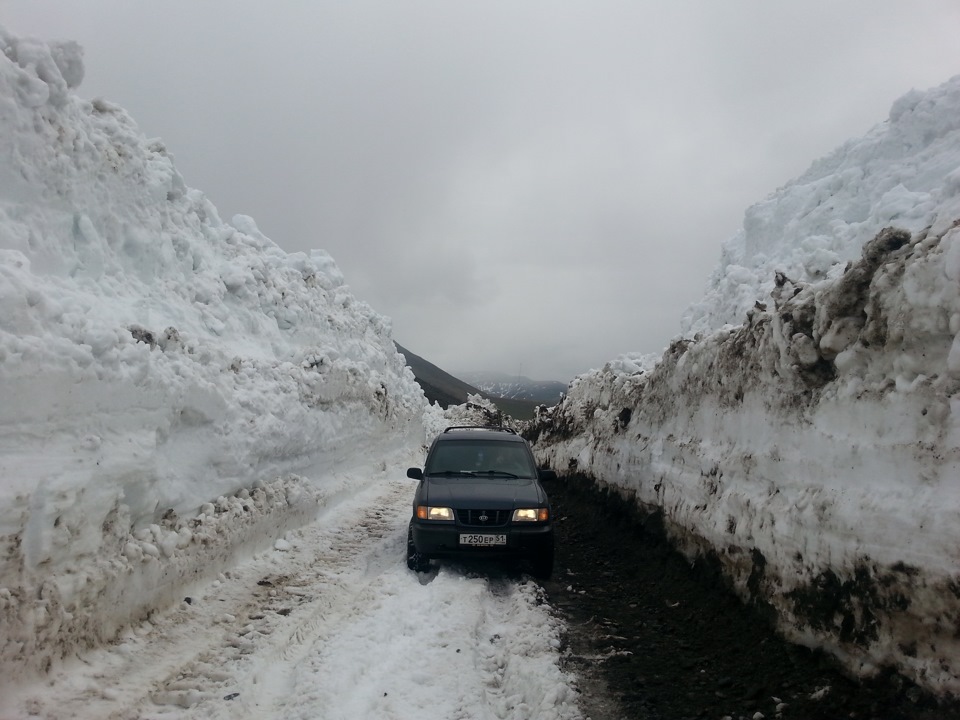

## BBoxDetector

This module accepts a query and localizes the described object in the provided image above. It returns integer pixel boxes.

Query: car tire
[407,520,430,573]
[530,543,554,581]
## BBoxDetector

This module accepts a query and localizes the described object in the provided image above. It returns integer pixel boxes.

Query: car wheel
[407,520,430,573]
[530,543,554,580]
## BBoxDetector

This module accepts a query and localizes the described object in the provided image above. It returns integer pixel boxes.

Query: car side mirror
[538,468,557,481]
[407,467,423,480]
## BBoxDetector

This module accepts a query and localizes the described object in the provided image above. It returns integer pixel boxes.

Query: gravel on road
[539,474,960,720]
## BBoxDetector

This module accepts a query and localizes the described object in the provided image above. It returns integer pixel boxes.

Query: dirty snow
[0,26,579,718]
[532,75,960,697]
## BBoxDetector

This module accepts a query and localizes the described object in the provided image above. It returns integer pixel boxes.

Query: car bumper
[412,521,553,560]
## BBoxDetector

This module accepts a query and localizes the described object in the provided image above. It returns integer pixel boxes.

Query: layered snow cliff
[683,74,960,336]
[531,76,960,696]
[0,28,427,683]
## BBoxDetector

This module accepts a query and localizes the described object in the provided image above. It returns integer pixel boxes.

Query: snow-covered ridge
[683,73,960,336]
[531,74,960,697]
[0,28,427,683]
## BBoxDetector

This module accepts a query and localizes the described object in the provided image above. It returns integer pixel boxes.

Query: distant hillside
[394,344,542,420]
[394,343,481,408]
[459,371,567,406]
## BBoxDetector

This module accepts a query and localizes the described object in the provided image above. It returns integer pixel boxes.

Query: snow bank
[0,27,427,684]
[683,73,960,337]
[531,75,960,697]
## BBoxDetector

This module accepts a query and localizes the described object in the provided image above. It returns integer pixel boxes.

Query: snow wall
[0,29,428,682]
[530,76,960,697]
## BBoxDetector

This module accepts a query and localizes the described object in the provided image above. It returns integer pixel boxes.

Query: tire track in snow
[7,463,580,720]
[206,480,415,719]
[2,462,410,720]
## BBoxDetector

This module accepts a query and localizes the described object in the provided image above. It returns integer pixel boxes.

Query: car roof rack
[443,425,518,435]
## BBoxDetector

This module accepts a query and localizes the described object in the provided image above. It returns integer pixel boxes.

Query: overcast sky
[3,2,960,381]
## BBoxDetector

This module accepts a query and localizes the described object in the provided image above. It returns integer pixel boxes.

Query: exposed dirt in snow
[541,474,960,720]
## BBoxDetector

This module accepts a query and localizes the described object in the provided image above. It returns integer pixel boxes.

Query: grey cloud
[4,0,960,380]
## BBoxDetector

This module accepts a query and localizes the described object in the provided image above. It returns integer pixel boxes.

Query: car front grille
[456,509,509,527]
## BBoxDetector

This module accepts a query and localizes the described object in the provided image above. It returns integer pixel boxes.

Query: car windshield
[425,439,537,478]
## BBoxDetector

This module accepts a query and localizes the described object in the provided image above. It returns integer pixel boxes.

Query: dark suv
[406,426,556,578]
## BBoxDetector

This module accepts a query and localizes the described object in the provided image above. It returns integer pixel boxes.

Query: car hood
[423,477,544,509]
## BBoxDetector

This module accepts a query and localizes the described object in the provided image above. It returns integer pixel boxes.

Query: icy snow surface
[532,75,960,696]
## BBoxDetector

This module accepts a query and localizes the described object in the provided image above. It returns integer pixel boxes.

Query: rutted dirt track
[541,474,960,720]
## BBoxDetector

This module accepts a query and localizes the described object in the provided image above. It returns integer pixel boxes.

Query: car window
[426,440,536,477]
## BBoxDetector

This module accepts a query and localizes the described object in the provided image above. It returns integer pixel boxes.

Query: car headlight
[417,505,454,521]
[512,508,549,522]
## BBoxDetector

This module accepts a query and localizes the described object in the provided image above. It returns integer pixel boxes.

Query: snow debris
[809,685,831,701]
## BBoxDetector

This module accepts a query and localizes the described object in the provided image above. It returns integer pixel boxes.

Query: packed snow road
[1,464,581,720]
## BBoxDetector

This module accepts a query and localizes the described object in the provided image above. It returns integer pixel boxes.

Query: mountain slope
[459,371,567,406]
[395,345,543,420]
[394,343,484,408]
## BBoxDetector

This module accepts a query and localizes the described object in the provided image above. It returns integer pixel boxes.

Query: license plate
[459,533,507,546]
